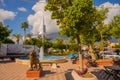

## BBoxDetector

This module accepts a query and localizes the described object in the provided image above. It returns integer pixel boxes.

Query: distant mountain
[46,32,69,40]
[109,37,118,43]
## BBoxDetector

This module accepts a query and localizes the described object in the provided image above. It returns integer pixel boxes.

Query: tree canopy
[45,0,106,70]
[13,33,22,44]
[21,22,29,44]
[110,14,120,42]
[0,22,12,43]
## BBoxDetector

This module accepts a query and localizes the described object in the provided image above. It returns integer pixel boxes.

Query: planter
[71,70,98,80]
[26,69,43,78]
[96,58,113,66]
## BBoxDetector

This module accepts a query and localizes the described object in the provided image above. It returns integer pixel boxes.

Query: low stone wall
[16,59,30,65]
[15,58,67,65]
[76,58,114,67]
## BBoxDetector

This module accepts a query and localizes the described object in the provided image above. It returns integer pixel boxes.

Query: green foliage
[46,0,105,50]
[80,28,100,45]
[13,33,22,44]
[44,41,52,49]
[45,0,73,25]
[27,34,32,39]
[25,38,53,55]
[20,22,29,44]
[21,22,28,30]
[95,7,111,55]
[54,38,64,44]
[0,22,12,42]
[102,25,112,40]
[52,38,66,49]
[112,43,120,48]
[110,15,120,41]
[2,38,15,44]
[46,0,100,43]
[59,0,97,37]
[95,6,108,24]
[25,38,42,48]
[46,0,110,63]
[69,43,78,51]
[52,43,66,49]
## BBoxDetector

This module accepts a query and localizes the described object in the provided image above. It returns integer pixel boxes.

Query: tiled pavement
[0,59,109,80]
[0,59,80,80]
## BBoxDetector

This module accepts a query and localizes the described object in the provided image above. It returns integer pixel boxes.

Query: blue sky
[0,0,38,36]
[0,0,120,36]
[94,0,120,6]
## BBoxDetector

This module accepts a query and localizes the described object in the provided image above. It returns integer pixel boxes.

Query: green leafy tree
[60,0,100,70]
[46,0,101,70]
[13,33,22,44]
[68,37,77,52]
[80,27,100,60]
[52,38,65,49]
[2,38,15,44]
[45,0,74,25]
[21,22,29,44]
[54,38,64,44]
[27,34,32,39]
[43,36,53,53]
[95,7,112,59]
[110,15,120,43]
[26,33,32,42]
[25,38,42,48]
[0,22,12,43]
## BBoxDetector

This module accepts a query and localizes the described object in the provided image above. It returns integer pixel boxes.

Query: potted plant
[71,68,98,80]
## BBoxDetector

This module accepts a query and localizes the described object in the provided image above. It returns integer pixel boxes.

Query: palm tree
[21,22,28,44]
[13,33,22,44]
[27,33,32,42]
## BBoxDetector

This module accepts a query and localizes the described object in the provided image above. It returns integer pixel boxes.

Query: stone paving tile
[0,60,79,80]
[0,59,105,80]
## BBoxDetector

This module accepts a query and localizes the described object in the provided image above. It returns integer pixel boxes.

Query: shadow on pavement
[65,69,74,80]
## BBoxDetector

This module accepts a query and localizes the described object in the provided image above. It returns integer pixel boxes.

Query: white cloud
[98,2,120,24]
[0,9,16,22]
[18,7,27,12]
[27,0,59,35]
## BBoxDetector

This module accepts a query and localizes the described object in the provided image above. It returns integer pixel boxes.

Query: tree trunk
[100,31,104,59]
[88,44,96,60]
[24,28,26,44]
[16,39,19,44]
[76,34,83,71]
[118,38,120,44]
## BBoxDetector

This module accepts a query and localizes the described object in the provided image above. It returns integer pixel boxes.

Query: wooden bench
[40,62,57,67]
